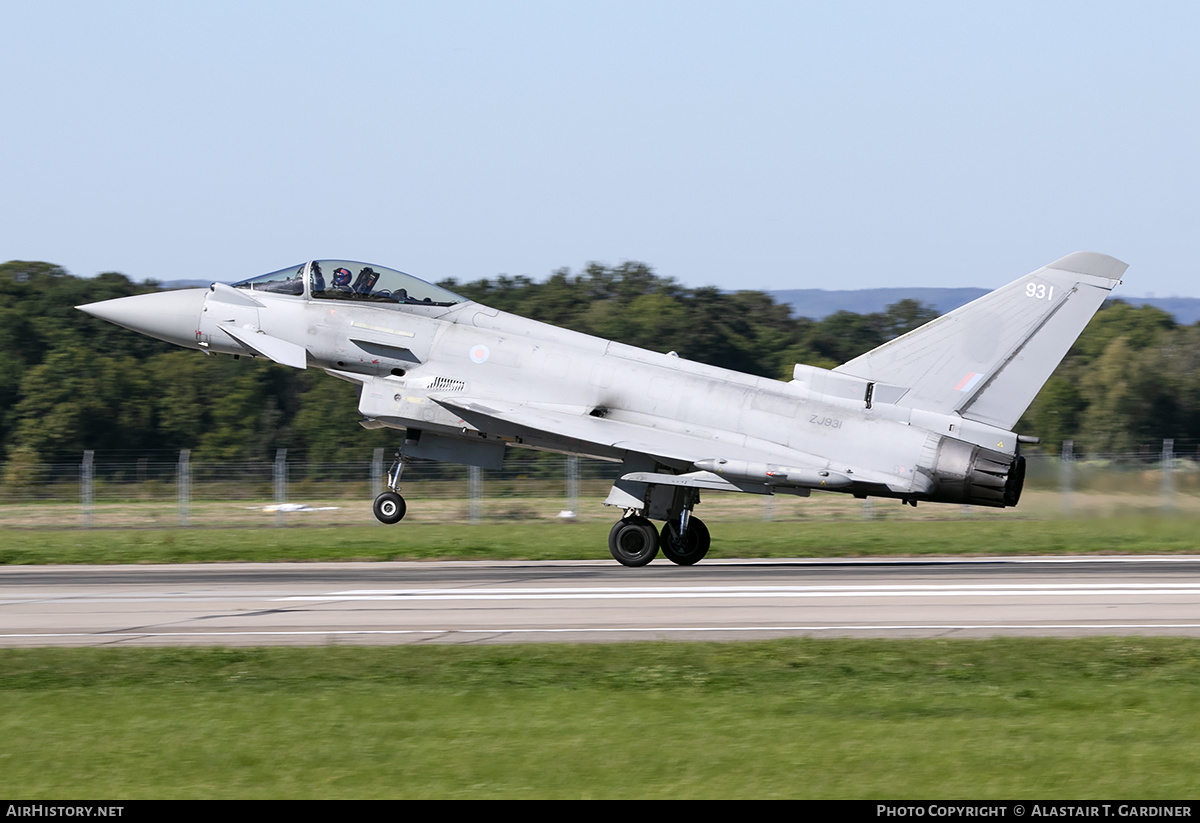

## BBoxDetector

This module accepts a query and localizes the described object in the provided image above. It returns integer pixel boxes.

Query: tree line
[0,259,1193,484]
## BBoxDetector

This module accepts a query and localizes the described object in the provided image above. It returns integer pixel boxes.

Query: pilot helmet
[332,267,352,288]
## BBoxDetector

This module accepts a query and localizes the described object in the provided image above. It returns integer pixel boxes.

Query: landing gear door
[403,431,506,471]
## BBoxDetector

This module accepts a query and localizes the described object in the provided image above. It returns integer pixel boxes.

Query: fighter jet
[77,252,1126,566]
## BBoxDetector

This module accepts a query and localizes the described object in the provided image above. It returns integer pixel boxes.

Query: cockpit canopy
[231,260,464,307]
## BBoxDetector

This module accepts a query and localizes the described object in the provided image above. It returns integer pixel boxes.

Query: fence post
[1060,440,1073,517]
[177,449,191,527]
[371,447,384,499]
[274,448,288,527]
[1162,438,1174,512]
[81,450,94,528]
[565,455,579,520]
[468,465,482,524]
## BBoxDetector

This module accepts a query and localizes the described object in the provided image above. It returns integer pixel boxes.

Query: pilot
[331,267,353,290]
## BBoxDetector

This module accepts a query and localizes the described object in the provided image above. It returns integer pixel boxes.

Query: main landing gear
[608,512,711,567]
[373,451,408,525]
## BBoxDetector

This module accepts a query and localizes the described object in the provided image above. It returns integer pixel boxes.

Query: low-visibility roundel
[469,344,490,364]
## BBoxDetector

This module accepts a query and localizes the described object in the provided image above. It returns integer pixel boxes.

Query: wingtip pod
[1044,251,1128,288]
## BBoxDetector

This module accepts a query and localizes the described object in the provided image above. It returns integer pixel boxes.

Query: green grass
[1,639,1198,798]
[0,515,1196,565]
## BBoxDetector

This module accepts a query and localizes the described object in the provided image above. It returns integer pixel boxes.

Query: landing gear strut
[373,450,407,524]
[659,514,710,565]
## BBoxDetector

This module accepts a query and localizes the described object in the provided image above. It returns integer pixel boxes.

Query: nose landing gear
[373,451,408,524]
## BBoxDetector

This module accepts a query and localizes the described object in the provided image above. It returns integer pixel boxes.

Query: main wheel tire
[373,491,407,524]
[608,516,660,567]
[659,517,710,565]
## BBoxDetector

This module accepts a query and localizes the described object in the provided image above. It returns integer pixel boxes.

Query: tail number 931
[1026,282,1055,300]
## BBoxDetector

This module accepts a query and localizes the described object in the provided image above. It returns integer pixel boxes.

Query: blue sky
[2,1,1196,297]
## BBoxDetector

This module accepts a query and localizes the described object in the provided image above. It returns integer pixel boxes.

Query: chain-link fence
[1,443,1196,529]
[0,449,625,529]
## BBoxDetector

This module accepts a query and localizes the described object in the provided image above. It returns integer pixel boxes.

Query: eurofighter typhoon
[78,252,1126,566]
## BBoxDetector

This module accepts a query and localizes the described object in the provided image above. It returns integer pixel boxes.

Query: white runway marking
[274,583,1200,601]
[4,624,1200,642]
[4,582,1199,605]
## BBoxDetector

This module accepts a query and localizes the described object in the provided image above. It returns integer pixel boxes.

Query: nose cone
[77,288,208,349]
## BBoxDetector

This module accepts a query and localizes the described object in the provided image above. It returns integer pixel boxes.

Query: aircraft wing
[433,395,764,463]
[431,395,904,492]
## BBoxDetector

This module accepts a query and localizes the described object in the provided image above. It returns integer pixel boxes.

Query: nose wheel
[373,491,407,524]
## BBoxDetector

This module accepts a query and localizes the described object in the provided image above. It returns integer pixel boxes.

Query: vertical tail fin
[833,252,1127,429]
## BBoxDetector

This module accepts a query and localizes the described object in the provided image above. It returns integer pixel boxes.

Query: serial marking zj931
[809,415,843,429]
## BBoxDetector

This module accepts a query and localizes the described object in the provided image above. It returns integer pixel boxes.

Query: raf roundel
[469,344,490,364]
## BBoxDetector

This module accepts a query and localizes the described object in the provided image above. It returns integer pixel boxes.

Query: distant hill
[769,287,1200,325]
[155,279,221,290]
[769,287,988,320]
[1133,296,1200,326]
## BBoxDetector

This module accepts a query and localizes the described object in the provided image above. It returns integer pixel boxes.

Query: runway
[2,557,1199,646]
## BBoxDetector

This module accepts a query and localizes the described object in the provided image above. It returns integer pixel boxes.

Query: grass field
[0,509,1196,564]
[2,484,1198,528]
[3,492,1197,798]
[1,639,1198,799]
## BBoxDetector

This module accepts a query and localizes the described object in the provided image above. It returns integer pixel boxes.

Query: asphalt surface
[2,557,1199,646]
